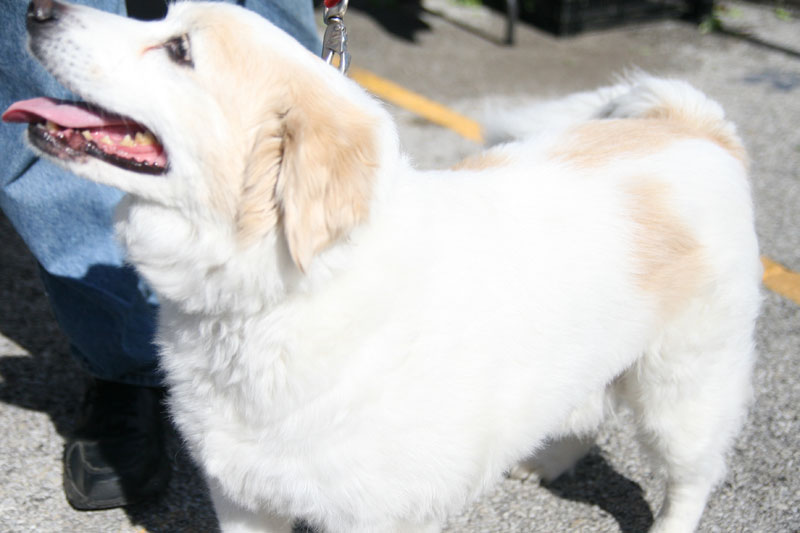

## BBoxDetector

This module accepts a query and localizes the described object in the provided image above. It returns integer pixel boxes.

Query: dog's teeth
[121,134,135,147]
[46,120,59,132]
[101,135,113,145]
[135,132,156,146]
[81,130,93,141]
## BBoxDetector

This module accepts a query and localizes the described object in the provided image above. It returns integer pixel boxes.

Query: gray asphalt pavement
[1,1,799,531]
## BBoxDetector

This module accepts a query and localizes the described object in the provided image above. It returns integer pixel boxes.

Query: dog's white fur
[24,3,760,532]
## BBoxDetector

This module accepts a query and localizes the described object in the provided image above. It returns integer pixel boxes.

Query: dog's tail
[598,75,747,164]
[480,84,631,145]
[482,74,746,163]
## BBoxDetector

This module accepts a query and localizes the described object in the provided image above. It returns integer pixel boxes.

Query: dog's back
[482,76,760,533]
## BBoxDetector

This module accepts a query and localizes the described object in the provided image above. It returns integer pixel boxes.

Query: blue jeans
[0,0,319,386]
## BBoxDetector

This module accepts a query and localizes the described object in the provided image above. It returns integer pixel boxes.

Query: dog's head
[4,0,394,272]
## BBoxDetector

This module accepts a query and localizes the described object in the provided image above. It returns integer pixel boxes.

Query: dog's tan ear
[236,117,284,244]
[276,93,378,272]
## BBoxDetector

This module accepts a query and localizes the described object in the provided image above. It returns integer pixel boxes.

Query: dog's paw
[510,435,595,483]
[507,461,539,481]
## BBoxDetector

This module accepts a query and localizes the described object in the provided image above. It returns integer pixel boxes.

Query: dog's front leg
[208,480,293,533]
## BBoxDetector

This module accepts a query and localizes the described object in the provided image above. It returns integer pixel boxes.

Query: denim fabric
[0,0,320,386]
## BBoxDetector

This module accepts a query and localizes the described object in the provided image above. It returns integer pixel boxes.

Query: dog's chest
[159,310,379,515]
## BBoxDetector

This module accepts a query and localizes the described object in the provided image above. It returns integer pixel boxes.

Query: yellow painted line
[349,66,484,143]
[351,67,800,307]
[762,256,800,306]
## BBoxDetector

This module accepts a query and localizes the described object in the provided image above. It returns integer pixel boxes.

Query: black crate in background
[491,0,713,36]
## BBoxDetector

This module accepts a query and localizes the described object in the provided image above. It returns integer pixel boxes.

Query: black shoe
[63,378,171,510]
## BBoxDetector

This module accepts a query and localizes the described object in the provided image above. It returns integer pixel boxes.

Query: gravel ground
[1,1,798,531]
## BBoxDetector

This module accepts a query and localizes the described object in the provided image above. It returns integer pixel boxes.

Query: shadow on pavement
[543,449,655,533]
[347,0,515,46]
[0,210,83,436]
[348,0,433,42]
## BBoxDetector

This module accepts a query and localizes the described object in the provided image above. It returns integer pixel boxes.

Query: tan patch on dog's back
[551,118,746,168]
[626,180,706,314]
[451,150,510,171]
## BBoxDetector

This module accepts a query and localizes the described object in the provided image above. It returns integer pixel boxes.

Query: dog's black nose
[27,0,56,22]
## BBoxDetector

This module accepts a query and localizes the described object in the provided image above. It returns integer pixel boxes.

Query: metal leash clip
[321,0,350,74]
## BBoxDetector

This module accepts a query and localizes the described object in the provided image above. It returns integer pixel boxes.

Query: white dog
[4,2,761,532]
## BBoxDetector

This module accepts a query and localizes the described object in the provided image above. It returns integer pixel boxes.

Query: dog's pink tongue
[2,97,128,127]
[3,97,167,170]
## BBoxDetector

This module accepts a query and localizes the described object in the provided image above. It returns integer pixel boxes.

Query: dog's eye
[164,34,193,68]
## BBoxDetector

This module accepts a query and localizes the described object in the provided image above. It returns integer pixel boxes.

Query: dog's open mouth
[3,97,167,175]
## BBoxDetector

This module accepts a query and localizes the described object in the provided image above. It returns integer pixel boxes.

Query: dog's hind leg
[509,434,595,482]
[346,519,440,533]
[620,322,756,533]
[394,520,441,533]
[510,384,610,482]
[208,479,293,533]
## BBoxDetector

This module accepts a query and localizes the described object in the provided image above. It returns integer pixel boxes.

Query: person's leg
[125,0,321,55]
[0,0,173,510]
[237,0,320,55]
[1,0,161,387]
